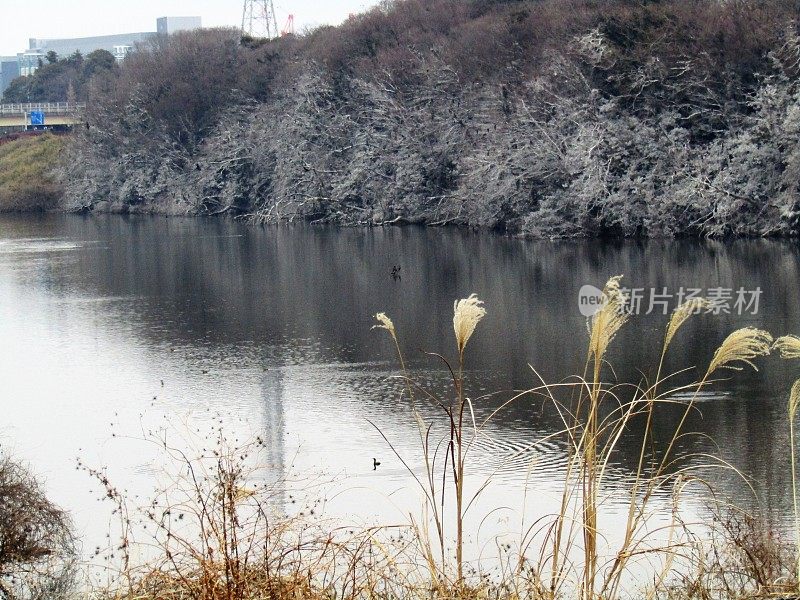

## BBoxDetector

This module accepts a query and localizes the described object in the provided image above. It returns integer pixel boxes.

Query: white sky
[0,0,382,56]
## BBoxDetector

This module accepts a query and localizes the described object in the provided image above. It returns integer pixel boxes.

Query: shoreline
[10,206,800,241]
[2,131,799,239]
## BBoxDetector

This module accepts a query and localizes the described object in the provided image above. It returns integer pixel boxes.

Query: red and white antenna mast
[241,0,280,39]
[281,14,295,36]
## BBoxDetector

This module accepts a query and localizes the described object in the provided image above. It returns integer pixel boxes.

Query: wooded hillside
[61,0,800,236]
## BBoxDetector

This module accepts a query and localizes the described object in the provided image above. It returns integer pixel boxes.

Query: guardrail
[0,102,86,115]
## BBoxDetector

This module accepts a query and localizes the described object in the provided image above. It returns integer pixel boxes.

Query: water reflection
[259,364,286,505]
[0,214,798,555]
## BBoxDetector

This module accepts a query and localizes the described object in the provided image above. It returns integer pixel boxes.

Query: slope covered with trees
[61,0,800,237]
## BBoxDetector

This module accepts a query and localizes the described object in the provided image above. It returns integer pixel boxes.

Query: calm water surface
[1,214,798,562]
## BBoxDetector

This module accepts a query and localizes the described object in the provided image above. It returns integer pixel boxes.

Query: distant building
[157,16,202,35]
[0,57,20,95]
[17,52,42,77]
[24,32,155,70]
[11,16,202,79]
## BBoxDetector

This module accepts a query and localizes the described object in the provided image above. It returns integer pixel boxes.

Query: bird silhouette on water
[390,265,401,281]
[373,458,381,470]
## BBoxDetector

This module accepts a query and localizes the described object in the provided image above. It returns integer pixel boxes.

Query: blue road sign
[30,111,44,126]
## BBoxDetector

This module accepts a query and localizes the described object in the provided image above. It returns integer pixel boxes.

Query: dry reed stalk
[790,379,800,592]
[451,293,486,585]
[373,295,487,588]
[606,297,711,597]
[776,333,800,592]
[581,276,628,600]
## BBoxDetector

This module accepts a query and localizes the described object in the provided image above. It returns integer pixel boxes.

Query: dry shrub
[664,506,795,599]
[0,453,76,599]
[114,28,242,147]
[82,422,422,600]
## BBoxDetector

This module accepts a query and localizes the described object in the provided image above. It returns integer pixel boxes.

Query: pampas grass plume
[706,327,773,376]
[664,298,711,349]
[774,335,800,360]
[453,294,486,356]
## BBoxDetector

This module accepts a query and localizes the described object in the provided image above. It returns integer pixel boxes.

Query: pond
[1,213,798,566]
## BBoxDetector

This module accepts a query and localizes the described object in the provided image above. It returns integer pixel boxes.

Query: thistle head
[706,327,773,376]
[453,294,486,356]
[664,298,711,349]
[588,276,628,363]
[773,335,800,360]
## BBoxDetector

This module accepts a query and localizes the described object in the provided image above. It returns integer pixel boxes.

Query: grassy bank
[0,133,65,212]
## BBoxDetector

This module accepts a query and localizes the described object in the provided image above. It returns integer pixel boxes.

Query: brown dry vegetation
[0,453,75,599]
[0,134,65,212]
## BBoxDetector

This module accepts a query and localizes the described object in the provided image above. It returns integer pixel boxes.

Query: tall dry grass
[774,334,800,593]
[372,276,784,600]
[82,275,800,600]
[371,294,490,590]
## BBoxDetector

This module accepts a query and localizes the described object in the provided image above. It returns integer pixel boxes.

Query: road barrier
[0,102,85,116]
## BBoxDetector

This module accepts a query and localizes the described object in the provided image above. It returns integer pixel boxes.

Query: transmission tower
[241,0,280,39]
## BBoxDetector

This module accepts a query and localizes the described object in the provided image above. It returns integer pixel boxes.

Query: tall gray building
[157,16,203,35]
